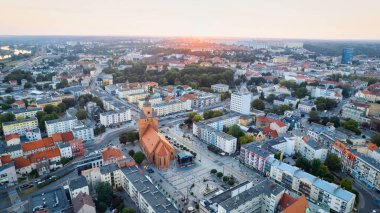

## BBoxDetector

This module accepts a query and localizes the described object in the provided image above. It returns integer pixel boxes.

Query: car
[146,168,154,173]
[37,180,45,185]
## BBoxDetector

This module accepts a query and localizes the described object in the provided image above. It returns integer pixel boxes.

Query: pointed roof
[141,125,161,155]
[155,143,169,157]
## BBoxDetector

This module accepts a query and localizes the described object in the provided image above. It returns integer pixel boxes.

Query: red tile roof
[1,155,12,164]
[21,137,55,152]
[278,193,298,210]
[5,133,20,142]
[282,194,309,213]
[14,100,25,105]
[29,148,61,163]
[102,147,123,162]
[52,132,74,142]
[13,157,31,169]
[274,120,286,128]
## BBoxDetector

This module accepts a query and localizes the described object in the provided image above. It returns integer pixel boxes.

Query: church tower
[138,97,158,139]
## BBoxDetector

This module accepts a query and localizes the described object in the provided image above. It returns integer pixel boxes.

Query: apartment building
[297,100,316,113]
[350,150,380,191]
[100,109,131,127]
[203,112,241,131]
[36,98,62,109]
[266,157,355,213]
[152,100,191,116]
[296,137,328,162]
[240,143,273,174]
[72,124,95,141]
[193,122,237,154]
[211,83,229,93]
[138,97,162,109]
[6,108,42,119]
[45,117,77,137]
[200,180,287,213]
[342,103,371,124]
[230,86,251,115]
[120,166,178,213]
[2,118,38,136]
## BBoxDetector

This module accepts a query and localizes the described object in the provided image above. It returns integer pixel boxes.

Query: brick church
[138,98,175,169]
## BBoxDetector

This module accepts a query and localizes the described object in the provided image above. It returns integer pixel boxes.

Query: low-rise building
[0,162,18,186]
[6,108,42,119]
[68,176,90,200]
[72,192,96,213]
[297,100,316,113]
[36,98,62,109]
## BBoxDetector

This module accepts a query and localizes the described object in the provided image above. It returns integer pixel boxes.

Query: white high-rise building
[230,84,251,115]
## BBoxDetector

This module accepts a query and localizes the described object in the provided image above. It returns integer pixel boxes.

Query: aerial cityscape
[1,1,380,213]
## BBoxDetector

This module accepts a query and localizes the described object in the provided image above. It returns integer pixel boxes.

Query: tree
[311,159,322,176]
[325,153,342,172]
[277,104,293,115]
[203,110,223,119]
[128,150,135,157]
[296,156,311,172]
[266,94,276,103]
[220,92,230,101]
[97,202,108,213]
[56,79,69,89]
[192,114,203,122]
[227,125,245,138]
[44,104,56,114]
[371,133,380,146]
[122,208,136,213]
[274,152,282,160]
[96,182,113,205]
[251,99,265,110]
[119,132,129,144]
[295,87,308,98]
[216,172,223,178]
[239,135,254,145]
[24,82,32,89]
[308,110,320,123]
[5,87,13,93]
[340,178,353,192]
[228,179,235,186]
[62,98,77,108]
[210,169,217,174]
[57,103,67,113]
[39,113,59,131]
[0,113,16,123]
[76,109,88,120]
[133,151,146,165]
[222,176,230,182]
[342,119,361,135]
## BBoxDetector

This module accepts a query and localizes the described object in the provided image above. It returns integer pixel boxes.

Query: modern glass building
[341,47,354,64]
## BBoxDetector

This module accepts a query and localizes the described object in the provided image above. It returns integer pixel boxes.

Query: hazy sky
[2,0,380,40]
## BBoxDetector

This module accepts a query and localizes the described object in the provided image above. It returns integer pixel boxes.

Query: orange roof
[5,133,20,141]
[141,125,161,155]
[155,143,169,157]
[29,148,61,163]
[367,142,379,151]
[52,132,74,142]
[283,194,309,213]
[14,100,25,105]
[102,147,124,162]
[180,93,197,101]
[279,193,298,210]
[13,157,31,169]
[1,155,12,164]
[21,137,55,152]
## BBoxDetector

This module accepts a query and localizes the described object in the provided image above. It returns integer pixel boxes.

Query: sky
[1,0,380,40]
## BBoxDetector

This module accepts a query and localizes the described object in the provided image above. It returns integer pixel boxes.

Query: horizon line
[1,34,380,42]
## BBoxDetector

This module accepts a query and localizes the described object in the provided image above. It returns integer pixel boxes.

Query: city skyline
[2,0,380,40]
